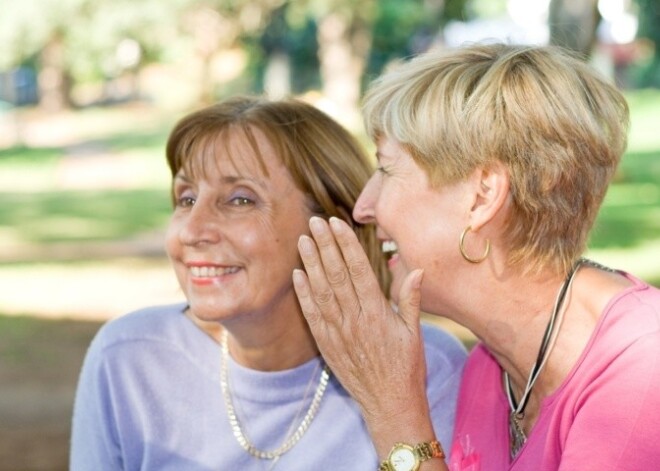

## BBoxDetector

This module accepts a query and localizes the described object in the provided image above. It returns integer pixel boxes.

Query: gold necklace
[220,330,331,460]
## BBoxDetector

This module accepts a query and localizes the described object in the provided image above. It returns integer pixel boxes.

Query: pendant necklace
[504,258,585,458]
[220,329,331,463]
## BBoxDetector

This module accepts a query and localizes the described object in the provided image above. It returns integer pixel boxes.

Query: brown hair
[363,43,630,275]
[166,95,390,291]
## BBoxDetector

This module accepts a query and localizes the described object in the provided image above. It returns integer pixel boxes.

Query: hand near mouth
[293,216,437,459]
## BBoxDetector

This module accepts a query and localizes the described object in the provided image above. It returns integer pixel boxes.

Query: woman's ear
[469,161,510,232]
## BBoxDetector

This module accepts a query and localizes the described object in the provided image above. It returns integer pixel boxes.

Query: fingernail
[329,217,344,233]
[292,269,306,287]
[298,235,314,255]
[309,216,325,234]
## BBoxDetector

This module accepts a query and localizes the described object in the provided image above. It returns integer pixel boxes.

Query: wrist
[365,407,434,457]
[379,439,445,471]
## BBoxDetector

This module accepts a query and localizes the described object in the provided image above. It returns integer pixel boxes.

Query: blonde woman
[295,44,660,470]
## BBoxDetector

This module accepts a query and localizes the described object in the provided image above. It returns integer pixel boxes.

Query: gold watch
[378,440,445,471]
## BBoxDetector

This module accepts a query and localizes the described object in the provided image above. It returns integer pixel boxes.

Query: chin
[188,301,233,322]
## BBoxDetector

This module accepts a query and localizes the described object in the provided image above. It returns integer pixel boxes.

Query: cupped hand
[293,216,434,449]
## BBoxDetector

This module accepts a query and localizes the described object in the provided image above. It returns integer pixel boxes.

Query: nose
[353,175,378,224]
[177,201,222,246]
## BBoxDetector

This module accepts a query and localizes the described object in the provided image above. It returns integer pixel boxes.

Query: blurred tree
[0,0,88,110]
[548,0,600,58]
[178,0,285,104]
[294,0,467,126]
[258,4,320,96]
[635,0,660,86]
[366,0,475,87]
[281,0,377,126]
[0,0,506,115]
[367,0,448,81]
[0,0,285,109]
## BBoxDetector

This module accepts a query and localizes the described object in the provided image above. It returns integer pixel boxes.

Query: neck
[186,308,319,371]
[466,269,569,394]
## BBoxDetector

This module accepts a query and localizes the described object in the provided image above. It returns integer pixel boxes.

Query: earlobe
[469,163,510,232]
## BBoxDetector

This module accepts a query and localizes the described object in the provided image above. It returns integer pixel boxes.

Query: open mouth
[382,240,398,262]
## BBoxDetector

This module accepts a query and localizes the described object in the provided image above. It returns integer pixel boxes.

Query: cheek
[374,182,408,218]
[164,219,180,257]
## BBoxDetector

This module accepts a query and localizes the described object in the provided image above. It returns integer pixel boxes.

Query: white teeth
[382,241,398,253]
[190,266,239,277]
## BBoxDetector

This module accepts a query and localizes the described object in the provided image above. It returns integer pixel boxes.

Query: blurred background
[0,0,659,469]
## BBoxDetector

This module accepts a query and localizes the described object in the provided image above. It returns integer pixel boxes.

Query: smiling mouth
[190,266,241,278]
[382,240,398,261]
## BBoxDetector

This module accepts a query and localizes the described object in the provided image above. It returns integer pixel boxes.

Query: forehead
[181,126,285,181]
[376,136,408,162]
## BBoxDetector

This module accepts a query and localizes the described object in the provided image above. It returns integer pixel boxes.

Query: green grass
[0,189,171,244]
[589,148,660,250]
[0,144,64,163]
[585,90,660,285]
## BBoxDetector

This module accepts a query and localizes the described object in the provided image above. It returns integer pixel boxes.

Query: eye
[376,165,389,175]
[229,196,254,206]
[176,196,196,207]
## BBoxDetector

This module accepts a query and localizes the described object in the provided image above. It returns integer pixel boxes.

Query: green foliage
[0,0,85,69]
[636,0,660,46]
[443,0,470,22]
[465,0,507,19]
[252,4,321,93]
[631,0,660,87]
[367,0,437,79]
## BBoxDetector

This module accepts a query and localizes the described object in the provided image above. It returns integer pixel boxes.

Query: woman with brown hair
[70,96,466,470]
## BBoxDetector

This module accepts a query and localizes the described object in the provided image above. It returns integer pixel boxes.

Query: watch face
[391,447,417,471]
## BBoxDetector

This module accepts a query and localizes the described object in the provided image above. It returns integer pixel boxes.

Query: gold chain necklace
[220,329,331,460]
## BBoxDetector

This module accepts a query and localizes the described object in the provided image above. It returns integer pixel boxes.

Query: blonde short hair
[166,96,389,292]
[363,43,629,275]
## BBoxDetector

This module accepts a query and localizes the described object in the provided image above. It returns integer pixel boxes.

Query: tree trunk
[548,0,600,58]
[317,11,372,129]
[38,34,72,111]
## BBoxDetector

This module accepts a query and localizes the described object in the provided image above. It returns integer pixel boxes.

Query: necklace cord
[506,258,584,414]
[505,258,591,458]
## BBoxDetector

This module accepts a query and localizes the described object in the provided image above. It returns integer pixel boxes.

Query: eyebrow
[174,172,267,189]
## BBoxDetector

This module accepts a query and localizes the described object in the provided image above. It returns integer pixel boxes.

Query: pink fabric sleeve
[557,332,660,470]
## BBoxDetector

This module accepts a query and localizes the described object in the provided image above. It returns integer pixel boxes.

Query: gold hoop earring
[459,225,490,263]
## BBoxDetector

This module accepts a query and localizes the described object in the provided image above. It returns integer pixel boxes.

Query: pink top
[449,273,660,471]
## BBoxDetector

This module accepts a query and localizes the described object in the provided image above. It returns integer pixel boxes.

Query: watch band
[378,440,445,471]
[416,440,445,461]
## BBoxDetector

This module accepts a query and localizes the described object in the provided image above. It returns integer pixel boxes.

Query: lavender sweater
[71,303,467,470]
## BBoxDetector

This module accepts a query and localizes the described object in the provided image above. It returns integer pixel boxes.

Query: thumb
[397,269,424,327]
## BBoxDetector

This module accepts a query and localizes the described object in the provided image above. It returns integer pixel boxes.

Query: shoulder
[594,274,660,352]
[420,321,468,375]
[87,302,192,355]
[79,302,221,381]
[613,273,660,318]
